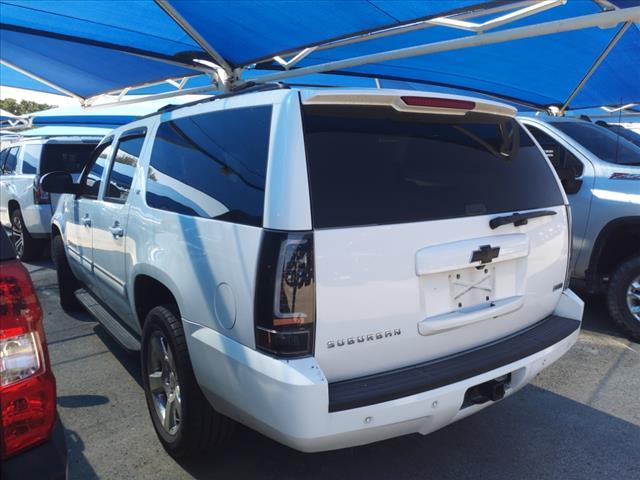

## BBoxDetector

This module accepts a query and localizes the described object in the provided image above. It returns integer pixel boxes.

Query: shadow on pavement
[573,288,627,339]
[176,385,640,480]
[93,324,142,387]
[64,427,100,480]
[58,395,110,409]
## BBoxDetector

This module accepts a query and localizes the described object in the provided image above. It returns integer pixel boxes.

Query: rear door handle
[109,221,124,238]
[82,214,91,227]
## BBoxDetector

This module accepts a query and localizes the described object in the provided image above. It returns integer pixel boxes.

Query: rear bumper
[185,291,583,453]
[1,414,67,480]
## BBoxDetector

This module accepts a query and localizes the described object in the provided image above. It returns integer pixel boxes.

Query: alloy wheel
[627,275,640,323]
[147,331,182,435]
[10,215,24,258]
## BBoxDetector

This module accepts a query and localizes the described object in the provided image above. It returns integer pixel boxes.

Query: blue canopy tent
[1,0,639,111]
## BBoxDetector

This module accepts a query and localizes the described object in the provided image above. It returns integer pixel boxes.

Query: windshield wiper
[489,210,557,230]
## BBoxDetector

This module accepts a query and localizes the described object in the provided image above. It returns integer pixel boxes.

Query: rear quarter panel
[126,90,295,347]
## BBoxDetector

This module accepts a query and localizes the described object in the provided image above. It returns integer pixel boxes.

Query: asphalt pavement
[25,259,640,480]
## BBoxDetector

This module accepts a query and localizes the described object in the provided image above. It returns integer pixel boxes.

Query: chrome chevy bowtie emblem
[470,245,500,264]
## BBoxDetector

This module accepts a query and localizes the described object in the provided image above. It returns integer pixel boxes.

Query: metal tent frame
[3,0,639,113]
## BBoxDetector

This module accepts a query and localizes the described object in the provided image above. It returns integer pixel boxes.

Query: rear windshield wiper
[489,210,557,230]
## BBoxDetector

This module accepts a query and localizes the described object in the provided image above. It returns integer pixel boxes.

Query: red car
[0,228,67,479]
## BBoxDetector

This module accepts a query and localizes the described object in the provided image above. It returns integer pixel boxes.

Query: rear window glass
[146,106,272,227]
[40,143,97,174]
[550,121,640,165]
[303,106,564,229]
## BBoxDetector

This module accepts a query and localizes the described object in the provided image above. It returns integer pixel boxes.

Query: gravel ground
[25,259,640,480]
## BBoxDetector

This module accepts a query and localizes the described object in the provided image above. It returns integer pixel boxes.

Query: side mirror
[40,171,78,194]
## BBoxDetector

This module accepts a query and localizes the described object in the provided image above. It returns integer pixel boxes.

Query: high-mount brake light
[0,260,56,459]
[254,231,315,357]
[401,96,476,110]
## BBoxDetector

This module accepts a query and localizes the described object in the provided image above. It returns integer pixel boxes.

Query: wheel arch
[587,216,640,285]
[8,199,20,218]
[131,265,183,330]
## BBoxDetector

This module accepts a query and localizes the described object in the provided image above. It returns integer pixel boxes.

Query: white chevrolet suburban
[0,136,99,259]
[42,86,584,458]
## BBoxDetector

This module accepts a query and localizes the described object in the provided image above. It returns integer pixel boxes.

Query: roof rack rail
[150,82,289,118]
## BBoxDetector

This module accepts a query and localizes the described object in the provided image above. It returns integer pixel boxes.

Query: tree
[0,98,55,116]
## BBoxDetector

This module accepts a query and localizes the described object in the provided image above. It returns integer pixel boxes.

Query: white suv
[42,87,584,457]
[0,137,99,259]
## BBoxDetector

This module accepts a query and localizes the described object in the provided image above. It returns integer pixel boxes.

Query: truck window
[105,130,146,203]
[525,125,584,178]
[302,105,564,229]
[80,141,112,199]
[146,106,272,227]
[2,147,19,174]
[40,143,97,174]
[550,121,640,166]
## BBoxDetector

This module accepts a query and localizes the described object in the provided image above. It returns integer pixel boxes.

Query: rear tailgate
[301,93,568,382]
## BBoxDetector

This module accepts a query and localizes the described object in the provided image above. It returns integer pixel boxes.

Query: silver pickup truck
[521,117,640,340]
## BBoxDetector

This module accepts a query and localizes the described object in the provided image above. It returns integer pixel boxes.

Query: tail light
[564,204,573,289]
[254,231,315,357]
[0,259,56,459]
[33,176,50,205]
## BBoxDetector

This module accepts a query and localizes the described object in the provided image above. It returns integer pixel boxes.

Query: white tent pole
[248,7,640,86]
[264,0,552,63]
[155,0,233,76]
[559,21,631,114]
[1,59,84,101]
[82,84,216,109]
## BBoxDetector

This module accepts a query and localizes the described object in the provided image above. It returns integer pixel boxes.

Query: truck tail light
[254,231,315,357]
[564,204,573,290]
[0,260,56,460]
[33,176,50,205]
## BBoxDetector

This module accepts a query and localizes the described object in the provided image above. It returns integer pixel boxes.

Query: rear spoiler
[302,91,516,118]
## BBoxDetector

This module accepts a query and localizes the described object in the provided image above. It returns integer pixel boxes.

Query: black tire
[141,305,233,459]
[10,208,42,261]
[607,256,640,342]
[51,234,81,311]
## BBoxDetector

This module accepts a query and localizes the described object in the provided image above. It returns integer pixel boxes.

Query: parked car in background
[0,136,99,260]
[43,87,583,458]
[521,117,640,340]
[0,227,67,480]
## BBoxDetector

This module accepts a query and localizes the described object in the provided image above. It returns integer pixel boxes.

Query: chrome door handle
[109,221,124,238]
[82,215,91,227]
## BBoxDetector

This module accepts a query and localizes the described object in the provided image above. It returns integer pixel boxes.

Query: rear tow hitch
[462,374,511,408]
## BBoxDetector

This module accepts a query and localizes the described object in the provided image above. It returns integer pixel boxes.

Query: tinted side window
[146,106,272,227]
[303,106,564,229]
[21,144,40,174]
[3,147,19,174]
[550,121,640,166]
[105,131,145,202]
[0,149,9,171]
[41,143,97,174]
[81,142,112,198]
[527,125,583,177]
